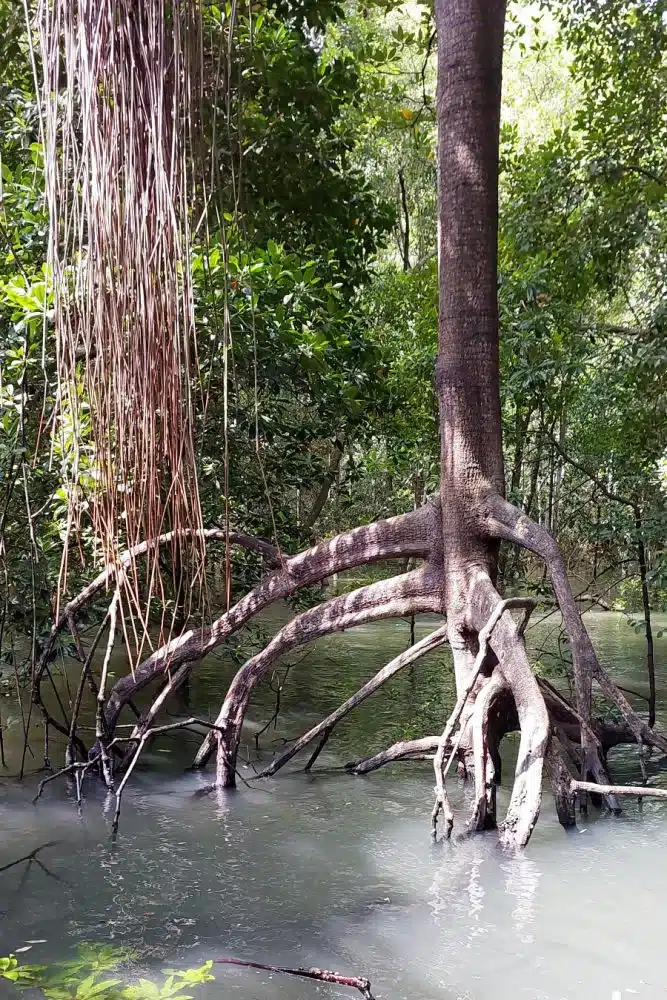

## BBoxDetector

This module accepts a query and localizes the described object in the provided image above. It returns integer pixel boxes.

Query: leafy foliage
[1,0,667,716]
[1,945,214,1000]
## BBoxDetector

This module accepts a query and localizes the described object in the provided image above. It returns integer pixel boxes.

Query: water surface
[1,612,666,1000]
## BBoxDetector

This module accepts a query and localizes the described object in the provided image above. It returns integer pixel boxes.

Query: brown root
[547,737,577,827]
[194,568,443,787]
[256,622,449,779]
[103,506,438,737]
[214,958,375,999]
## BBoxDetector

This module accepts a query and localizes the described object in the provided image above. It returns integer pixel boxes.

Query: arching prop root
[486,496,667,799]
[255,623,449,779]
[346,736,443,774]
[214,958,376,999]
[28,510,437,821]
[33,528,281,706]
[432,598,536,843]
[193,568,443,787]
[101,505,436,738]
[30,528,284,770]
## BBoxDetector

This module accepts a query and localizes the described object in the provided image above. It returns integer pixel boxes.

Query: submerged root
[256,623,449,779]
[194,568,443,787]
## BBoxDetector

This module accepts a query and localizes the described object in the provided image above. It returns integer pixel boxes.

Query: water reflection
[1,612,666,999]
[502,852,540,944]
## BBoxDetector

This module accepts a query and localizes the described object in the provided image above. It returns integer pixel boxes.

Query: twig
[32,741,125,803]
[254,662,293,752]
[214,958,376,999]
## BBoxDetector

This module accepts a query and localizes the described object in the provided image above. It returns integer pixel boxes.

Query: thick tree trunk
[433,0,549,843]
[435,0,506,628]
[44,0,667,851]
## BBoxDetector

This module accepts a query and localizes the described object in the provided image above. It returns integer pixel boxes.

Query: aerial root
[432,597,536,843]
[486,494,667,811]
[32,527,282,712]
[256,623,449,779]
[214,958,376,999]
[103,505,437,736]
[345,736,443,774]
[191,568,442,787]
[468,672,506,832]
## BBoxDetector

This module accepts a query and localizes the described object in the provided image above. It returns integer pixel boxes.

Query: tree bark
[47,0,667,850]
[432,0,551,845]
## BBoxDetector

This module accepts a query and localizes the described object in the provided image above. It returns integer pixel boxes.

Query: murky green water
[1,611,667,1000]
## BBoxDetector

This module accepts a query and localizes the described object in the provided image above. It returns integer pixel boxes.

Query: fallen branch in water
[570,779,667,801]
[0,839,66,884]
[214,958,376,999]
[0,840,61,874]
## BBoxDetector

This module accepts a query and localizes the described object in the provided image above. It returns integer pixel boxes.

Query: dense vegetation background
[1,0,666,692]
